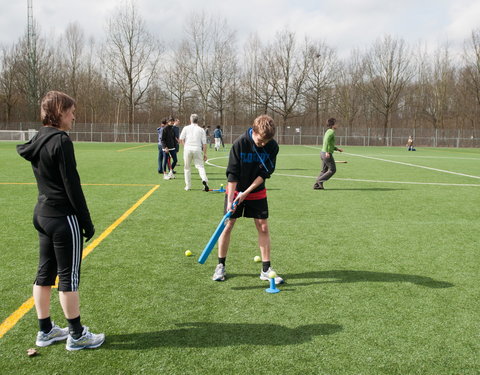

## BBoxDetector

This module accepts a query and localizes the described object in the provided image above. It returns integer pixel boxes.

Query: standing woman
[17,91,105,351]
[313,117,344,190]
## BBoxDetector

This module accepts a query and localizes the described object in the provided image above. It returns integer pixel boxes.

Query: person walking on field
[156,119,167,174]
[212,115,284,285]
[214,126,223,151]
[161,117,178,180]
[179,114,209,191]
[314,117,344,190]
[16,91,105,351]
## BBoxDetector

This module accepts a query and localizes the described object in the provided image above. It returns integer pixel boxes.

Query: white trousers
[184,148,208,189]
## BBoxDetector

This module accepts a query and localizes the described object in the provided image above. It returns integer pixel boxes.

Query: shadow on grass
[230,270,454,291]
[106,322,342,349]
[321,188,404,191]
[277,168,310,171]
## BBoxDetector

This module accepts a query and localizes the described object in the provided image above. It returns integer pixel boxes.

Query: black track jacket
[226,129,279,193]
[17,126,94,234]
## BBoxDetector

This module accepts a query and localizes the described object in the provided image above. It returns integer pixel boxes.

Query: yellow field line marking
[0,182,156,187]
[0,184,159,339]
[116,144,151,152]
[0,182,36,185]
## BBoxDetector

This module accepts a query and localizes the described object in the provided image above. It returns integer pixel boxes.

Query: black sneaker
[203,181,210,192]
[313,182,324,190]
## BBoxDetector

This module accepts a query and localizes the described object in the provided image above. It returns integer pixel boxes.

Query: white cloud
[0,0,478,59]
[447,0,480,41]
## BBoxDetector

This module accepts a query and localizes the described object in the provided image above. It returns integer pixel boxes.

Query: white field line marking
[303,146,480,180]
[344,152,480,180]
[303,145,480,161]
[206,156,480,187]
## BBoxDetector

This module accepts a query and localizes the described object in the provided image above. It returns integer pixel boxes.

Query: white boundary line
[206,155,480,187]
[344,152,480,180]
[304,146,480,180]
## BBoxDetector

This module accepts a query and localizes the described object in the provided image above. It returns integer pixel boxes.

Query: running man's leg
[183,149,193,189]
[316,154,336,184]
[193,150,208,183]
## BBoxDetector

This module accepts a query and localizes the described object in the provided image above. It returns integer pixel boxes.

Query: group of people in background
[158,117,228,191]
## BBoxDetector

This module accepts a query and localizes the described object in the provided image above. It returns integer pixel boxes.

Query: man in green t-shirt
[314,118,344,190]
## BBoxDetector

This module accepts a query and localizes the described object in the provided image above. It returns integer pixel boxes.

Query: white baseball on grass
[254,256,261,262]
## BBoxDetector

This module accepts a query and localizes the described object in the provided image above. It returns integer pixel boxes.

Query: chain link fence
[1,122,479,148]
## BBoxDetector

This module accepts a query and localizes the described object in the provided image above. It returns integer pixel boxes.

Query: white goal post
[0,129,37,141]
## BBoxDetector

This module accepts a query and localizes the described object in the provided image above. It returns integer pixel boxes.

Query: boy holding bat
[212,115,284,285]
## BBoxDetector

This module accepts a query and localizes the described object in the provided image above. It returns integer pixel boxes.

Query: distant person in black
[173,118,180,155]
[161,117,178,180]
[156,119,167,174]
[17,91,104,351]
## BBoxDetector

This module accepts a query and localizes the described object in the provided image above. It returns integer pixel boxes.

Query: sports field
[0,141,479,375]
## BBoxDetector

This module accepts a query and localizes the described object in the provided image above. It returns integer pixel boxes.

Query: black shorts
[224,195,269,219]
[33,214,83,292]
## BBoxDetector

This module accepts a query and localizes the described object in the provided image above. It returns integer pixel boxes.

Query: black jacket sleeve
[58,135,94,238]
[226,141,241,182]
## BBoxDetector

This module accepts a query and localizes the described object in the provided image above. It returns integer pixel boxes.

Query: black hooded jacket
[226,128,278,193]
[16,126,93,234]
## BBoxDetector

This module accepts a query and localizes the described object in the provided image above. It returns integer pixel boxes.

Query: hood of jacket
[16,126,65,162]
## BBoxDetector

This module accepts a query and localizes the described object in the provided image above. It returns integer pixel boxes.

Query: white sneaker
[260,267,284,285]
[163,174,170,180]
[168,171,175,179]
[66,326,105,351]
[212,264,225,281]
[184,186,190,191]
[35,323,69,347]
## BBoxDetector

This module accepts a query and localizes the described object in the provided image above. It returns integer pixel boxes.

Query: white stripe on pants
[66,215,82,291]
[184,148,208,189]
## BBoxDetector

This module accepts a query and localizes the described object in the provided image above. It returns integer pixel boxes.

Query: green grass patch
[0,141,479,374]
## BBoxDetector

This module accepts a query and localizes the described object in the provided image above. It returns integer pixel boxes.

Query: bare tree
[15,24,57,121]
[0,45,19,124]
[417,45,455,129]
[64,22,85,99]
[462,28,480,137]
[184,12,217,124]
[304,41,337,130]
[242,33,274,117]
[362,35,413,142]
[210,21,237,127]
[163,40,194,122]
[333,50,363,131]
[103,0,163,128]
[265,29,311,131]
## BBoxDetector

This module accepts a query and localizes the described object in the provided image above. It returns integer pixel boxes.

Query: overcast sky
[1,0,479,58]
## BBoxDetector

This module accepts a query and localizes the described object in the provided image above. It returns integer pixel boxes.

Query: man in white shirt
[179,114,209,191]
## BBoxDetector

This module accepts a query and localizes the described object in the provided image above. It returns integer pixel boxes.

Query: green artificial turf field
[0,141,479,375]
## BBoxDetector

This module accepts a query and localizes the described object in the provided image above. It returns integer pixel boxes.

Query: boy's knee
[256,220,269,234]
